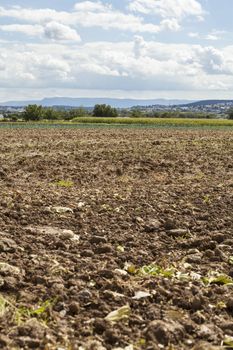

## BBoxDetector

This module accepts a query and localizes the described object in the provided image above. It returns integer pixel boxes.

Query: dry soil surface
[0,127,232,350]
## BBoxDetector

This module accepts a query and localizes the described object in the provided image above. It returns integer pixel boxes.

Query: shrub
[93,104,118,118]
[227,108,233,120]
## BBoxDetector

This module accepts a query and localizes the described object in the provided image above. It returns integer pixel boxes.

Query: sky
[0,0,233,102]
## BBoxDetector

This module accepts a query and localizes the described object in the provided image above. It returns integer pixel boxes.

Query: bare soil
[0,127,232,350]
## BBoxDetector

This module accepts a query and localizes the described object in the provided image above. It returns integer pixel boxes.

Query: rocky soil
[0,127,232,350]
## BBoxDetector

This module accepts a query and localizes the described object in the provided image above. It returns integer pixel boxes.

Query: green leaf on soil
[0,295,7,317]
[223,336,233,347]
[216,301,226,309]
[138,338,146,346]
[54,180,74,188]
[32,299,54,316]
[203,274,233,286]
[105,304,131,322]
[203,195,211,204]
[117,245,125,253]
[138,264,174,278]
[15,298,56,324]
[229,256,233,265]
[124,263,137,274]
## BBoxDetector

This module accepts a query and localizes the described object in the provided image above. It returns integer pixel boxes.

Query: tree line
[1,103,233,121]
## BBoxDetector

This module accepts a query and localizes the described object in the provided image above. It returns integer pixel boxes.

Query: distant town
[135,100,233,118]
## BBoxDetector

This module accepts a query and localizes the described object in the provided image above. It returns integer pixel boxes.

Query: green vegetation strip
[72,117,233,127]
[0,117,233,128]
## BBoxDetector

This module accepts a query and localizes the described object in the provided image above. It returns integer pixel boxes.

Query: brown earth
[0,127,232,350]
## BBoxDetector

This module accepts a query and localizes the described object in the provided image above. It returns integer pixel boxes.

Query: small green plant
[54,180,74,188]
[15,306,31,324]
[203,195,211,204]
[138,264,174,278]
[15,298,56,325]
[125,262,174,278]
[203,274,233,286]
[136,338,146,347]
[31,299,54,316]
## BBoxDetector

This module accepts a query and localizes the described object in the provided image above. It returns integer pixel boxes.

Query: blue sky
[0,0,233,101]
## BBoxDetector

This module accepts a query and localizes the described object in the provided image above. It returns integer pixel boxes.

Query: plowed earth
[0,128,232,350]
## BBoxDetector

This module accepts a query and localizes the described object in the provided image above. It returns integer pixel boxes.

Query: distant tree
[227,108,233,120]
[11,115,19,122]
[3,112,9,120]
[2,112,19,121]
[160,111,171,118]
[23,104,43,121]
[64,107,88,120]
[93,104,118,118]
[42,107,60,120]
[130,108,143,118]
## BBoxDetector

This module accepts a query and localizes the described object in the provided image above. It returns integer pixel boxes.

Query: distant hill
[181,99,233,107]
[0,97,194,108]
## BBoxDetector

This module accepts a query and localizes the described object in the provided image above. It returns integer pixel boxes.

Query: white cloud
[204,30,225,41]
[0,1,196,35]
[160,18,181,31]
[0,57,5,71]
[0,22,81,42]
[188,32,199,38]
[195,46,232,74]
[0,1,232,98]
[128,0,205,20]
[0,6,69,24]
[205,34,219,41]
[74,1,110,12]
[188,30,226,41]
[0,37,233,93]
[0,24,43,36]
[44,22,81,41]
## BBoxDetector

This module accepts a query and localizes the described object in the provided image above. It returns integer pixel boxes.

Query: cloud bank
[0,1,232,100]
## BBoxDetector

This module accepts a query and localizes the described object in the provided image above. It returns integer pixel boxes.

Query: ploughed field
[0,128,232,350]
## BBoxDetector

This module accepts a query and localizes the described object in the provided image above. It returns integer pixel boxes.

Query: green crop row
[71,117,233,127]
[0,117,233,128]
